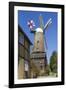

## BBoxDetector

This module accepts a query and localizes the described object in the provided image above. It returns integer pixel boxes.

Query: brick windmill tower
[27,15,52,77]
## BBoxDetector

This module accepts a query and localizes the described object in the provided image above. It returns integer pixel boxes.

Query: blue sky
[18,10,58,64]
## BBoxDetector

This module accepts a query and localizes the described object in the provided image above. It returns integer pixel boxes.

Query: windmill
[27,14,52,76]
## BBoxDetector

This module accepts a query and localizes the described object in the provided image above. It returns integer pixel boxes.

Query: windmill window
[36,40,39,50]
[37,40,39,43]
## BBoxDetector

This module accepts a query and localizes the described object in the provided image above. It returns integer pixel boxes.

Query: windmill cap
[36,28,43,33]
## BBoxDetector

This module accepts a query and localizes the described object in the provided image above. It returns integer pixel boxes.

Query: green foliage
[50,51,57,73]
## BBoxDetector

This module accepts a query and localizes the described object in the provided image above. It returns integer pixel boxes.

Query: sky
[18,10,57,64]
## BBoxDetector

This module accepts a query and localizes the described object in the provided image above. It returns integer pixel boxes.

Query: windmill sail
[44,35,48,50]
[39,14,44,30]
[44,18,52,30]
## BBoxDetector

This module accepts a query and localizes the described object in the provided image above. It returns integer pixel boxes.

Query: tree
[50,51,57,74]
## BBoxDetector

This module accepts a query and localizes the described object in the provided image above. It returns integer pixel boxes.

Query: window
[24,60,29,71]
[40,64,43,70]
[25,50,29,60]
[19,44,24,57]
[25,38,30,51]
[19,31,24,45]
[36,40,39,50]
[25,71,29,78]
[37,40,39,43]
[24,60,29,78]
